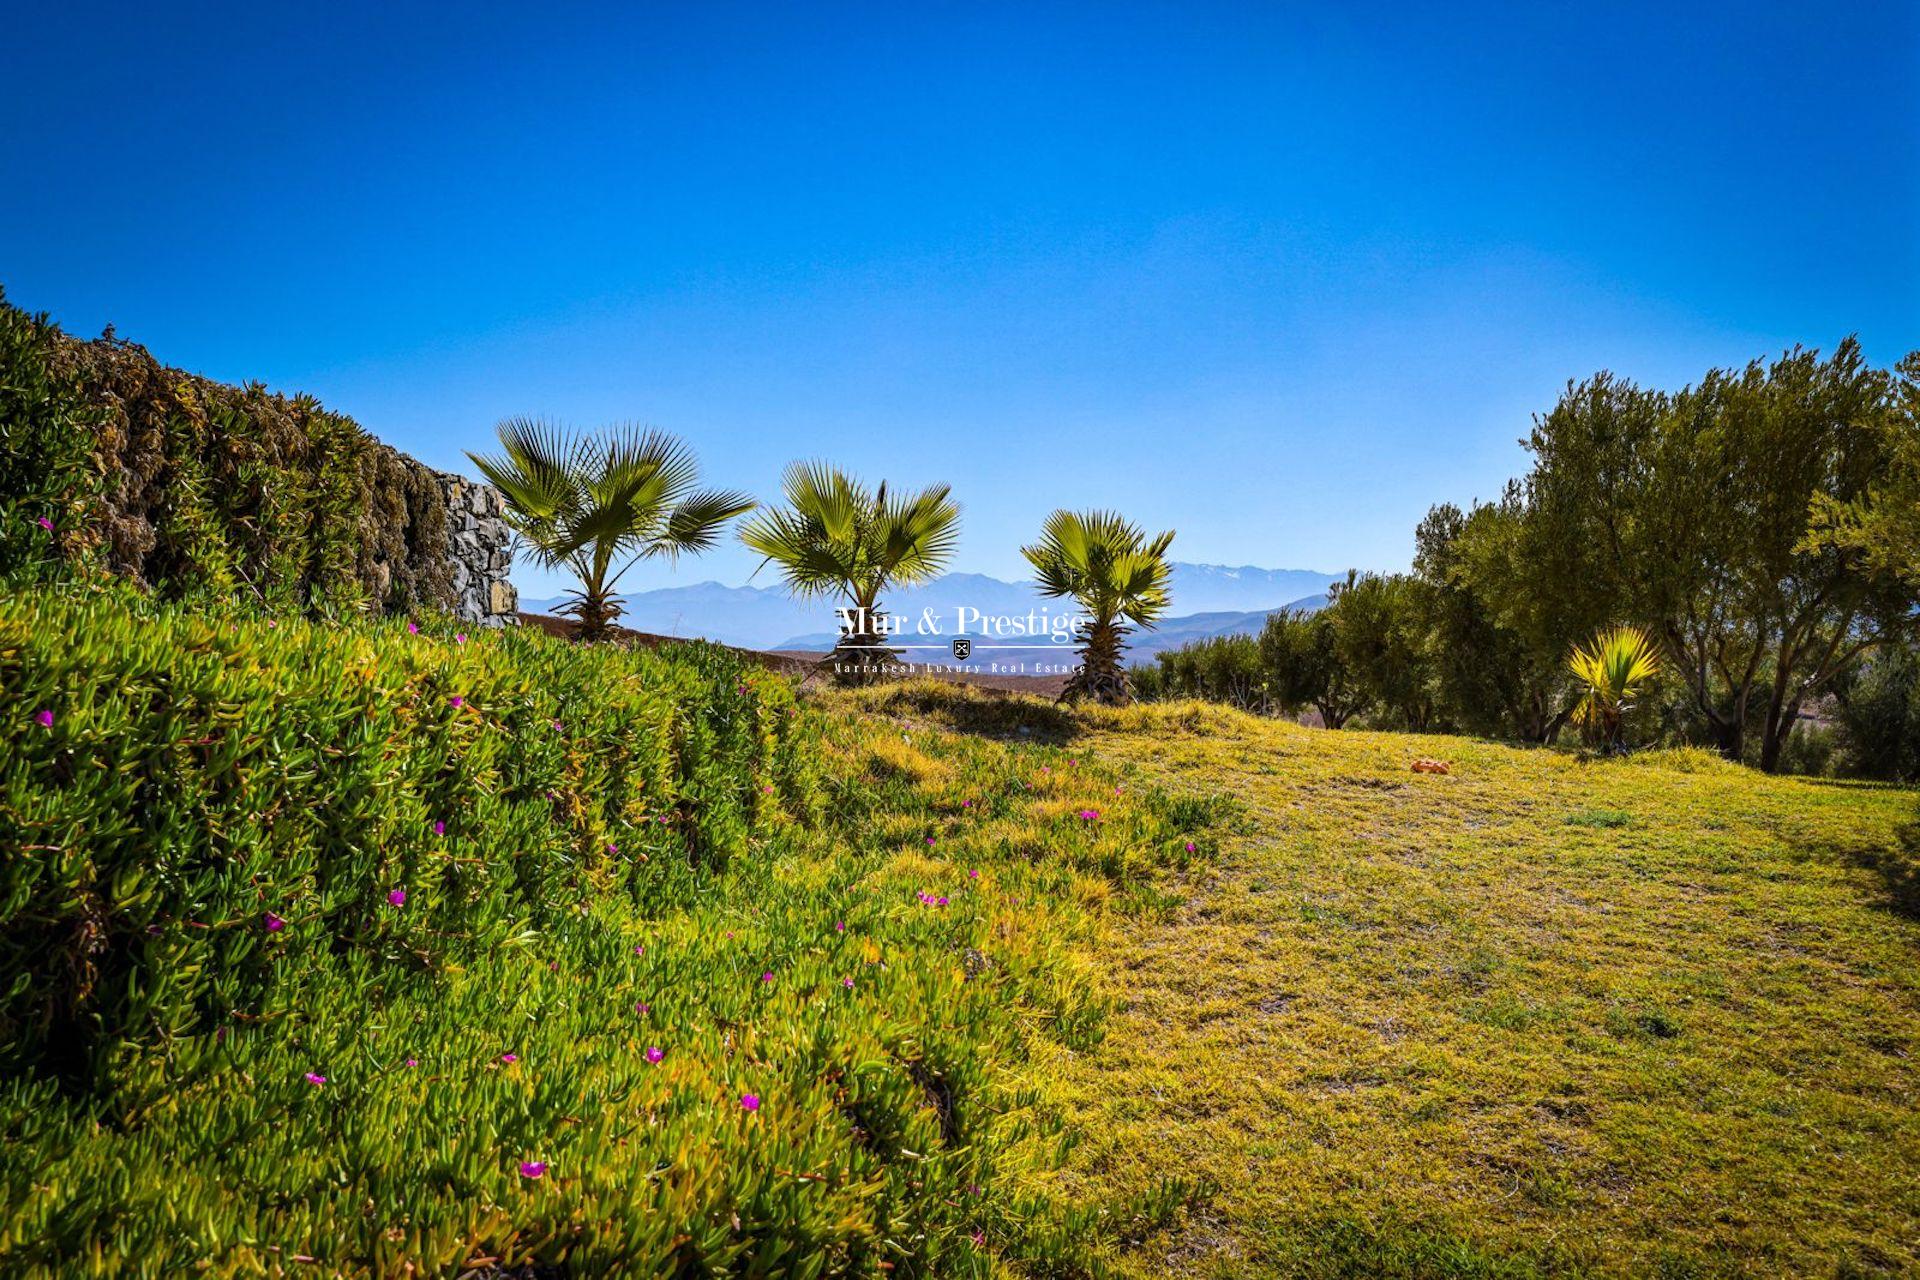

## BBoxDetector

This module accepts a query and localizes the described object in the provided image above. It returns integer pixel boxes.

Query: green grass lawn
[970,698,1918,1278]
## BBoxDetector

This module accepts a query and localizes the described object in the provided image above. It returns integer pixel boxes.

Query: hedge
[0,287,456,616]
[0,588,819,1090]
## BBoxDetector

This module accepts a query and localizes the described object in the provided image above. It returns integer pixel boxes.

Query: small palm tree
[1022,510,1175,705]
[1568,625,1661,751]
[740,463,960,681]
[469,418,753,642]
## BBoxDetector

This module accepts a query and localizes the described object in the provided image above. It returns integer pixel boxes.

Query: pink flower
[455,633,467,644]
[971,1230,986,1247]
[968,869,979,879]
[304,1072,326,1086]
[264,911,286,932]
[406,621,419,634]
[740,1093,761,1111]
[645,1046,664,1063]
[635,1002,650,1015]
[405,1058,418,1067]
[937,896,949,906]
[448,696,463,709]
[926,836,936,845]
[552,719,563,731]
[963,799,974,807]
[387,888,406,907]
[34,517,53,532]
[834,921,846,933]
[760,971,774,983]
[432,821,446,836]
[1078,809,1100,821]
[842,977,855,989]
[607,841,618,855]
[500,1052,518,1064]
[1185,841,1196,853]
[519,1160,547,1179]
[34,709,52,728]
[632,944,644,955]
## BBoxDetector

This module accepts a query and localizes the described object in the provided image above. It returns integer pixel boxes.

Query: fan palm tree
[739,463,960,681]
[1021,509,1175,705]
[1568,625,1661,751]
[468,418,753,642]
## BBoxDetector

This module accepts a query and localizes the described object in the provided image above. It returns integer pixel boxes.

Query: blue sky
[4,1,1915,599]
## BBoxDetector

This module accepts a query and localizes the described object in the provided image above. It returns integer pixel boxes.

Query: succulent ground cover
[0,603,1217,1276]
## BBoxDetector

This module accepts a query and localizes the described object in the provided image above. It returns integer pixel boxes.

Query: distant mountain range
[521,562,1342,655]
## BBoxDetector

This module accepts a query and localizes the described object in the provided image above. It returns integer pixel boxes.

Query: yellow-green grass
[987,699,1918,1278]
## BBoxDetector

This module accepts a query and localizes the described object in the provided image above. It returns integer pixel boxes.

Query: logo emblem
[951,637,972,661]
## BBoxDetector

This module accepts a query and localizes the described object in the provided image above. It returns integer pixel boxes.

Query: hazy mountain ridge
[523,562,1344,651]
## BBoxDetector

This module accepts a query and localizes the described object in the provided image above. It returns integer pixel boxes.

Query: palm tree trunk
[1063,620,1130,705]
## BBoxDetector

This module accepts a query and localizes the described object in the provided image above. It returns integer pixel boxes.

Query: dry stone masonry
[438,472,518,626]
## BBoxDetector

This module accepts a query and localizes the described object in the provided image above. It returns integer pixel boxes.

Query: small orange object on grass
[1410,758,1450,775]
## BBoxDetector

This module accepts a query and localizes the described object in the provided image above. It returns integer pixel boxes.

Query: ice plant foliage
[0,598,1215,1275]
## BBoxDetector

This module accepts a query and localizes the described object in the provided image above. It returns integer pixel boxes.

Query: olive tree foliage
[1414,502,1570,741]
[1257,601,1369,728]
[1512,339,1920,771]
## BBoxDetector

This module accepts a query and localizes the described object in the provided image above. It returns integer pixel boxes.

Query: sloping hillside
[1020,701,1916,1277]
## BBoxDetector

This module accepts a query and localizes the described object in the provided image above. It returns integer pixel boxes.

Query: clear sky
[4,1,1915,599]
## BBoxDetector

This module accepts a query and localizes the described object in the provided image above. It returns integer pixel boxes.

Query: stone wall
[437,472,518,626]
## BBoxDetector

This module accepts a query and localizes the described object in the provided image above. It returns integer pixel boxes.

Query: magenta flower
[264,911,286,932]
[635,1001,650,1015]
[406,621,419,634]
[971,1229,986,1247]
[405,1058,418,1067]
[35,517,53,532]
[387,888,406,907]
[448,696,464,709]
[454,633,468,644]
[834,921,846,933]
[519,1160,547,1179]
[1185,841,1196,853]
[500,1052,518,1064]
[842,977,855,989]
[963,799,974,807]
[740,1093,761,1112]
[304,1072,326,1086]
[1077,809,1100,821]
[632,944,644,955]
[607,841,618,855]
[968,869,979,879]
[34,709,53,728]
[645,1046,664,1063]
[937,896,950,906]
[926,836,936,845]
[432,821,446,836]
[760,971,774,983]
[552,718,563,731]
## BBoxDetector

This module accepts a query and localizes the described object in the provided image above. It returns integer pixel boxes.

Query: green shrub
[0,290,456,616]
[0,610,1216,1276]
[0,291,101,584]
[0,589,817,1090]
